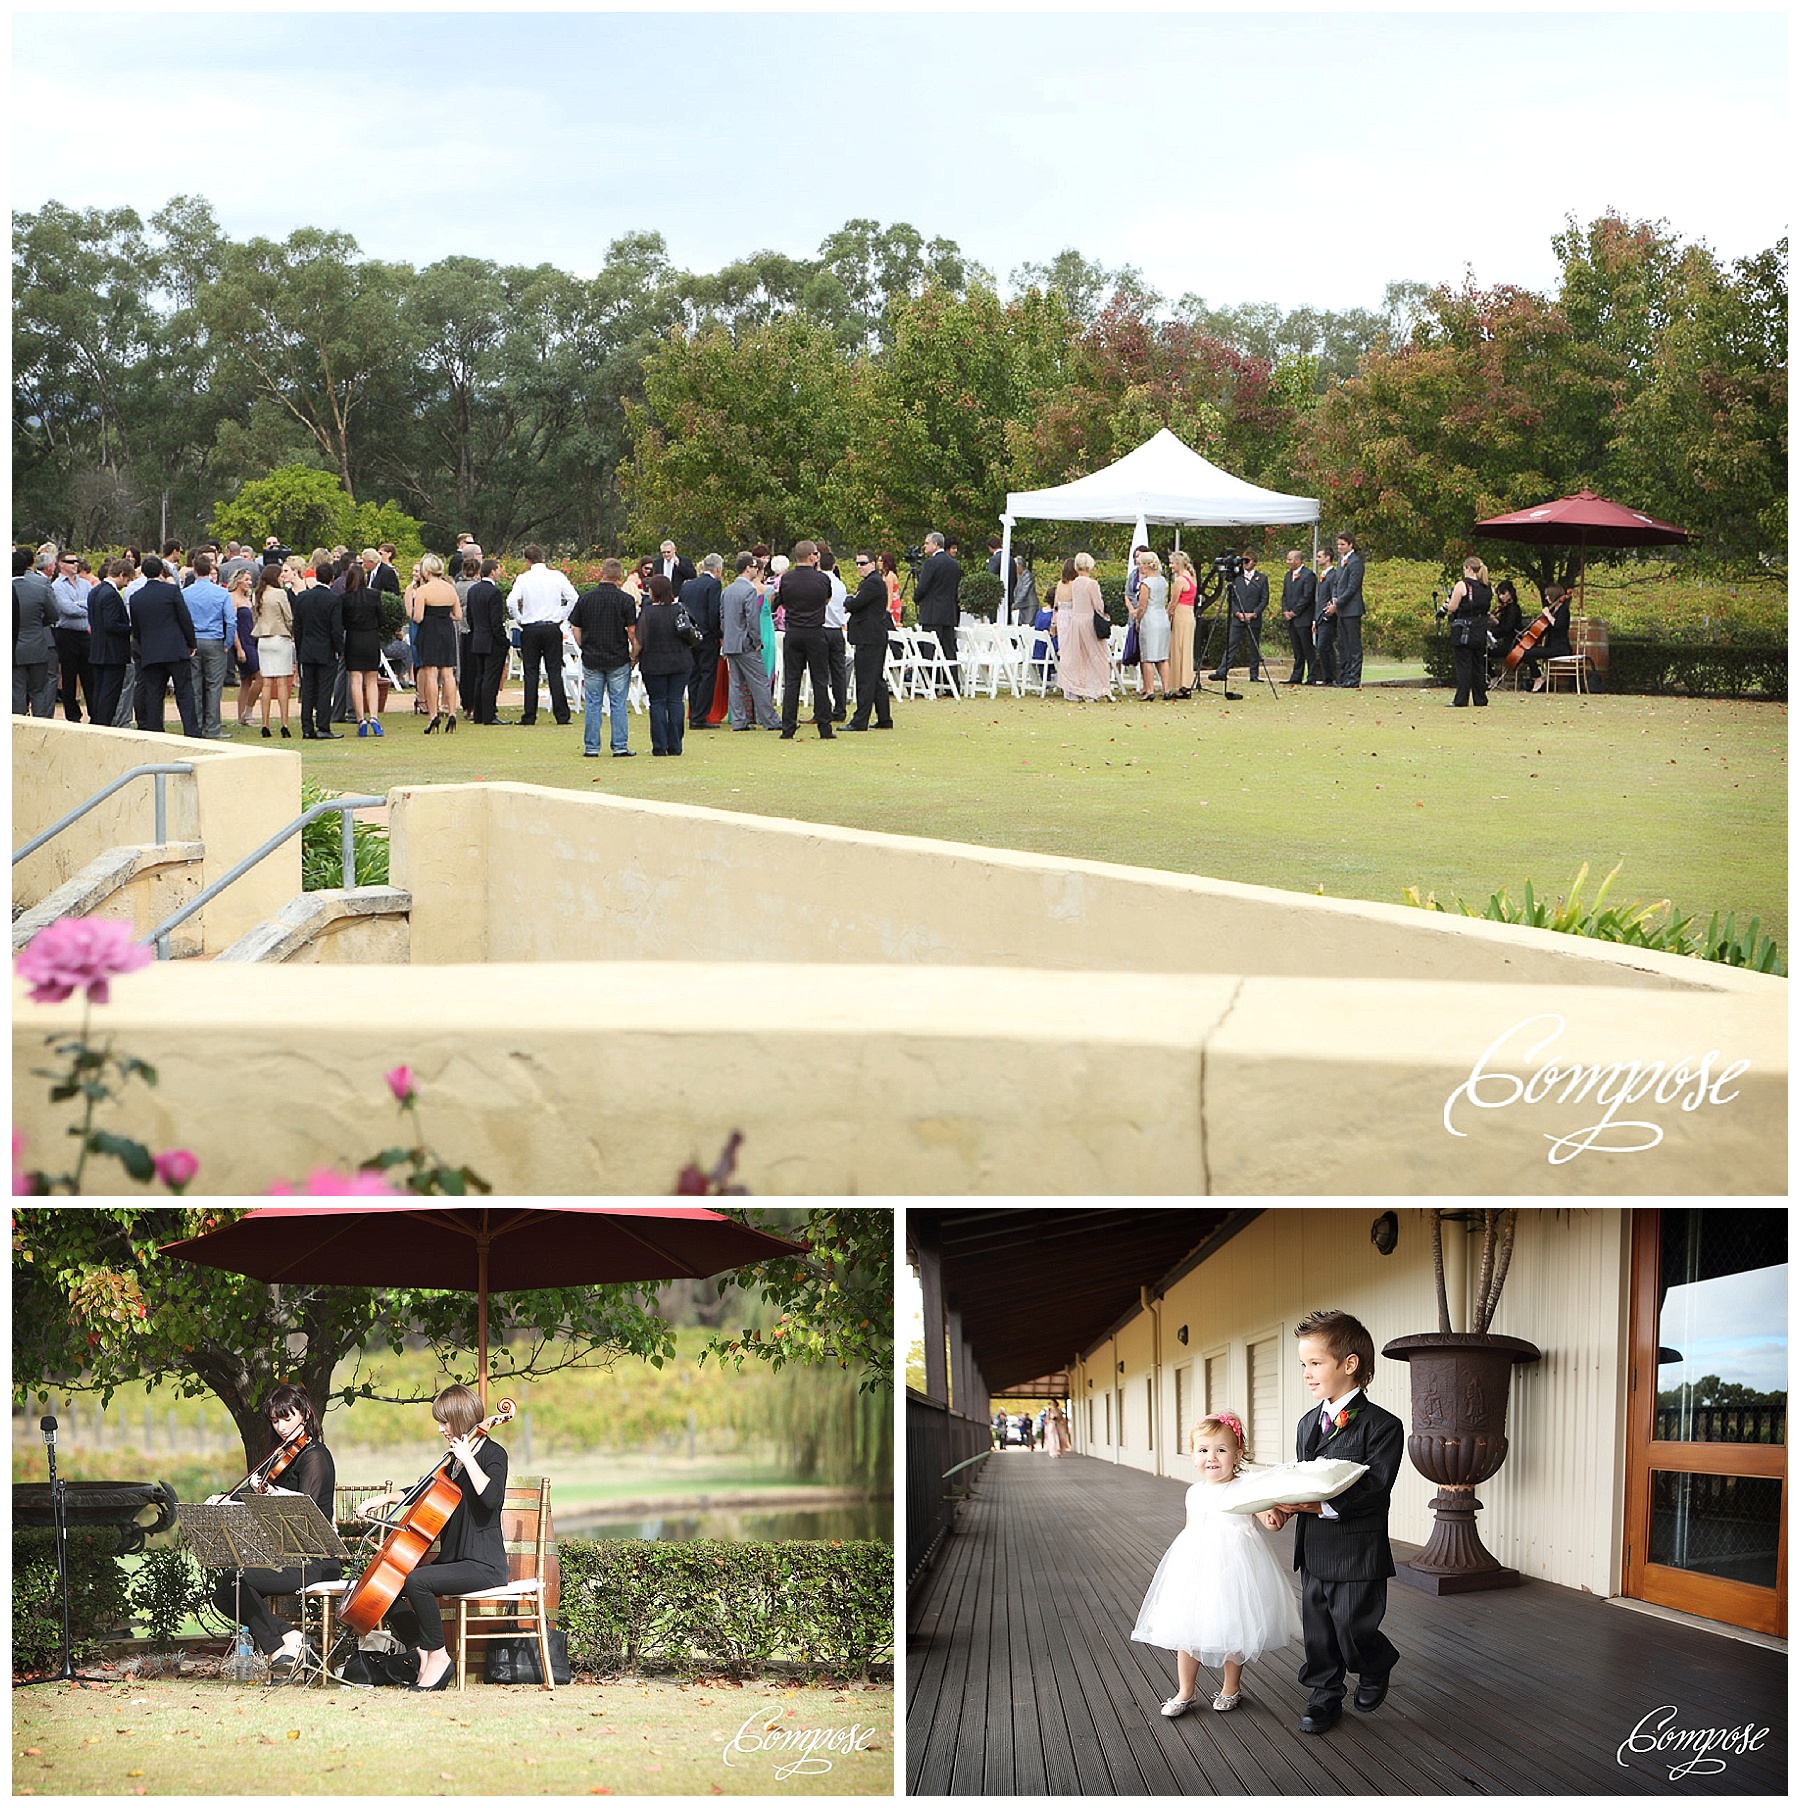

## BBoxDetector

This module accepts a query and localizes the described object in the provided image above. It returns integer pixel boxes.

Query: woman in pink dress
[1167,551,1199,697]
[1054,553,1112,701]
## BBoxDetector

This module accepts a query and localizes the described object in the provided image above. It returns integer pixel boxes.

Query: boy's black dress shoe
[1297,1703,1341,1734]
[1353,1674,1389,1712]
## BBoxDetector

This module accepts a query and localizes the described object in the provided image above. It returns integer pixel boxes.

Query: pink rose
[268,1167,401,1197]
[15,917,152,1006]
[153,1149,200,1191]
[384,1065,417,1107]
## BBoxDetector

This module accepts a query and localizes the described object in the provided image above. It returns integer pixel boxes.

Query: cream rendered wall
[13,720,300,949]
[1070,1208,1624,1597]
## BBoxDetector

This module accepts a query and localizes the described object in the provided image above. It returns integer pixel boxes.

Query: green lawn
[11,1674,893,1795]
[229,673,1788,953]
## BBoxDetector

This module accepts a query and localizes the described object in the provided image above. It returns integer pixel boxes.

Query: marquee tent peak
[1001,428,1320,530]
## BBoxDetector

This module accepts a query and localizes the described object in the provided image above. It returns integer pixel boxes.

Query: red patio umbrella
[162,1205,806,1407]
[1473,489,1691,614]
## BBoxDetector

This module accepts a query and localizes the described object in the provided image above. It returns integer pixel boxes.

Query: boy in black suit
[1262,1308,1402,1736]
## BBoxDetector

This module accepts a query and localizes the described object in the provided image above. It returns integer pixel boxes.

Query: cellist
[387,1385,510,1693]
[206,1382,339,1678]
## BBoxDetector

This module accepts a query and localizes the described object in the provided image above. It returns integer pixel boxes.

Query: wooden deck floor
[907,1450,1785,1795]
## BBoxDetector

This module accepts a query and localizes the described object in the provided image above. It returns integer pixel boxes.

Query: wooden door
[1624,1209,1786,1636]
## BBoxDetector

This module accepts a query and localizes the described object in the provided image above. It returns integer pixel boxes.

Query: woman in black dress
[1491,579,1524,674]
[1520,582,1574,692]
[207,1382,339,1677]
[406,553,462,732]
[1445,555,1494,707]
[339,558,386,736]
[394,1385,509,1692]
[637,573,694,755]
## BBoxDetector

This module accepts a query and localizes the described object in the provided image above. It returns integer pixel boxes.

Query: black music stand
[177,1501,286,1678]
[246,1495,352,1687]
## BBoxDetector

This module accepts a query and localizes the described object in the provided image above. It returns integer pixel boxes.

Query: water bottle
[225,1625,257,1684]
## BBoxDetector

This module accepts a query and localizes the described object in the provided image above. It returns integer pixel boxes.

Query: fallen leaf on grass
[287,1730,301,1740]
[439,1771,454,1780]
[589,1789,613,1795]
[23,1748,41,1756]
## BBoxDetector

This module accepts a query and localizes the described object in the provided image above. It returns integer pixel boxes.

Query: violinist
[386,1385,509,1693]
[207,1382,338,1678]
[1491,579,1524,672]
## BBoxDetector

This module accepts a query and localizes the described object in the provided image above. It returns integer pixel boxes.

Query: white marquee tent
[996,428,1320,621]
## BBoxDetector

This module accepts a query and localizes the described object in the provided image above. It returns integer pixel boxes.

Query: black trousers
[395,1559,508,1652]
[519,622,569,724]
[931,624,958,683]
[1451,637,1489,706]
[471,647,507,722]
[135,660,199,735]
[1286,616,1318,685]
[849,640,892,727]
[1299,1571,1398,1709]
[687,638,722,725]
[825,630,848,719]
[90,664,129,729]
[1313,618,1338,685]
[780,625,835,736]
[1211,615,1263,680]
[54,627,95,722]
[1335,615,1364,687]
[211,1561,342,1656]
[299,662,336,735]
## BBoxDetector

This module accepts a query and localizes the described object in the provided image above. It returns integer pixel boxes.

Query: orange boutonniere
[1328,1406,1359,1438]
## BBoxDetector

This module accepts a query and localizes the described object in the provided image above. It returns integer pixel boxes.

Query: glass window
[1655,1209,1787,1444]
[1649,1471,1782,1590]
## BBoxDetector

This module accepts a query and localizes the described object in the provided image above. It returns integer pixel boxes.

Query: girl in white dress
[1130,1408,1302,1716]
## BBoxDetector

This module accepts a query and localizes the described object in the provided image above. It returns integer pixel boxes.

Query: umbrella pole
[477,1238,489,1412]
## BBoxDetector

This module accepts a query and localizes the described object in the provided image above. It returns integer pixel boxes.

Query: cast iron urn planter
[1381,1332,1541,1594]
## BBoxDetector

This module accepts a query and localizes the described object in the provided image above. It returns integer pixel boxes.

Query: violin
[220,1425,310,1501]
[338,1398,516,1638]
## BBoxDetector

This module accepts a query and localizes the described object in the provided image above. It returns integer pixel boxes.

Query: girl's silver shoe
[1160,1694,1196,1718]
[1212,1690,1243,1712]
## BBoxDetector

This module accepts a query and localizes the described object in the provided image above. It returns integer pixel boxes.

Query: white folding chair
[1021,629,1058,697]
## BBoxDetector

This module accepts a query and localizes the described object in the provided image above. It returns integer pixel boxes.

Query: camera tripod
[1196,588,1282,700]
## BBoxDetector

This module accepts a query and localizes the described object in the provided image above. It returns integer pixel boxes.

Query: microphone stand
[21,1415,110,1688]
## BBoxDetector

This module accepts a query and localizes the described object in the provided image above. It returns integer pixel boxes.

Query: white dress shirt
[1315,1384,1363,1519]
[506,562,578,626]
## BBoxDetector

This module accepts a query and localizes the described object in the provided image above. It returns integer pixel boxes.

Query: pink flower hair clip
[1214,1410,1246,1448]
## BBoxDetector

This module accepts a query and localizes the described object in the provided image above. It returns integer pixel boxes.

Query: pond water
[571,1497,892,1545]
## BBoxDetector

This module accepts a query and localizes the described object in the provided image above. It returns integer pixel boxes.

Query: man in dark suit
[1311,551,1339,685]
[86,559,135,728]
[290,556,345,738]
[1263,1309,1402,1736]
[464,557,510,724]
[841,551,894,730]
[775,540,836,741]
[13,546,61,716]
[1332,532,1366,688]
[680,556,725,729]
[1208,550,1269,681]
[658,540,696,596]
[128,556,200,735]
[912,532,963,684]
[1280,549,1319,685]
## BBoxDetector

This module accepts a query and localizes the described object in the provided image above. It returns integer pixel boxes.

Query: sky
[11,6,1789,315]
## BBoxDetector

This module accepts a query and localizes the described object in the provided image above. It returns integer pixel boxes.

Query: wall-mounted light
[1117,1361,1125,1374]
[1371,1211,1399,1256]
[1176,1325,1189,1345]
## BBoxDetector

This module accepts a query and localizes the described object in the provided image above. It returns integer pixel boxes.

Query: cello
[338,1397,516,1637]
[1503,612,1551,672]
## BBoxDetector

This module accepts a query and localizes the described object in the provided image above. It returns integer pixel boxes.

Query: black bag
[337,1647,420,1687]
[1451,615,1486,648]
[1092,610,1111,640]
[483,1631,570,1686]
[673,605,702,648]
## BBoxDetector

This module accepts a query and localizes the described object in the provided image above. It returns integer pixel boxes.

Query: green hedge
[12,1528,131,1674]
[1422,633,1788,699]
[559,1539,891,1679]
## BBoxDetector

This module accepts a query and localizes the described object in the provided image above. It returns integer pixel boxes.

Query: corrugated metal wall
[1068,1208,1629,1596]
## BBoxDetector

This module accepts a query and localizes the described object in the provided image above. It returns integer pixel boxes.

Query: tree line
[14,198,1785,587]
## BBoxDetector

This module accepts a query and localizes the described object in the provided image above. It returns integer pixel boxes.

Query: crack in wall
[1197,976,1248,1196]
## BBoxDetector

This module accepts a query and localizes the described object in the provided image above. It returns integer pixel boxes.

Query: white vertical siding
[1072,1208,1627,1595]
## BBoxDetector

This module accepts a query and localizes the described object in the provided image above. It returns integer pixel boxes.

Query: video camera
[1213,551,1245,584]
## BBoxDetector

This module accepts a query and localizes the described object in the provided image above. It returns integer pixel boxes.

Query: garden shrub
[559,1539,891,1679]
[1421,632,1787,698]
[127,1544,210,1649]
[12,1528,131,1673]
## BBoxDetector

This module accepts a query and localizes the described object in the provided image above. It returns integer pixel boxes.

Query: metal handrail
[12,764,195,866]
[141,795,387,960]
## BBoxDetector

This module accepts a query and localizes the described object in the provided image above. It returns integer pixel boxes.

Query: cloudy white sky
[12,5,1789,314]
